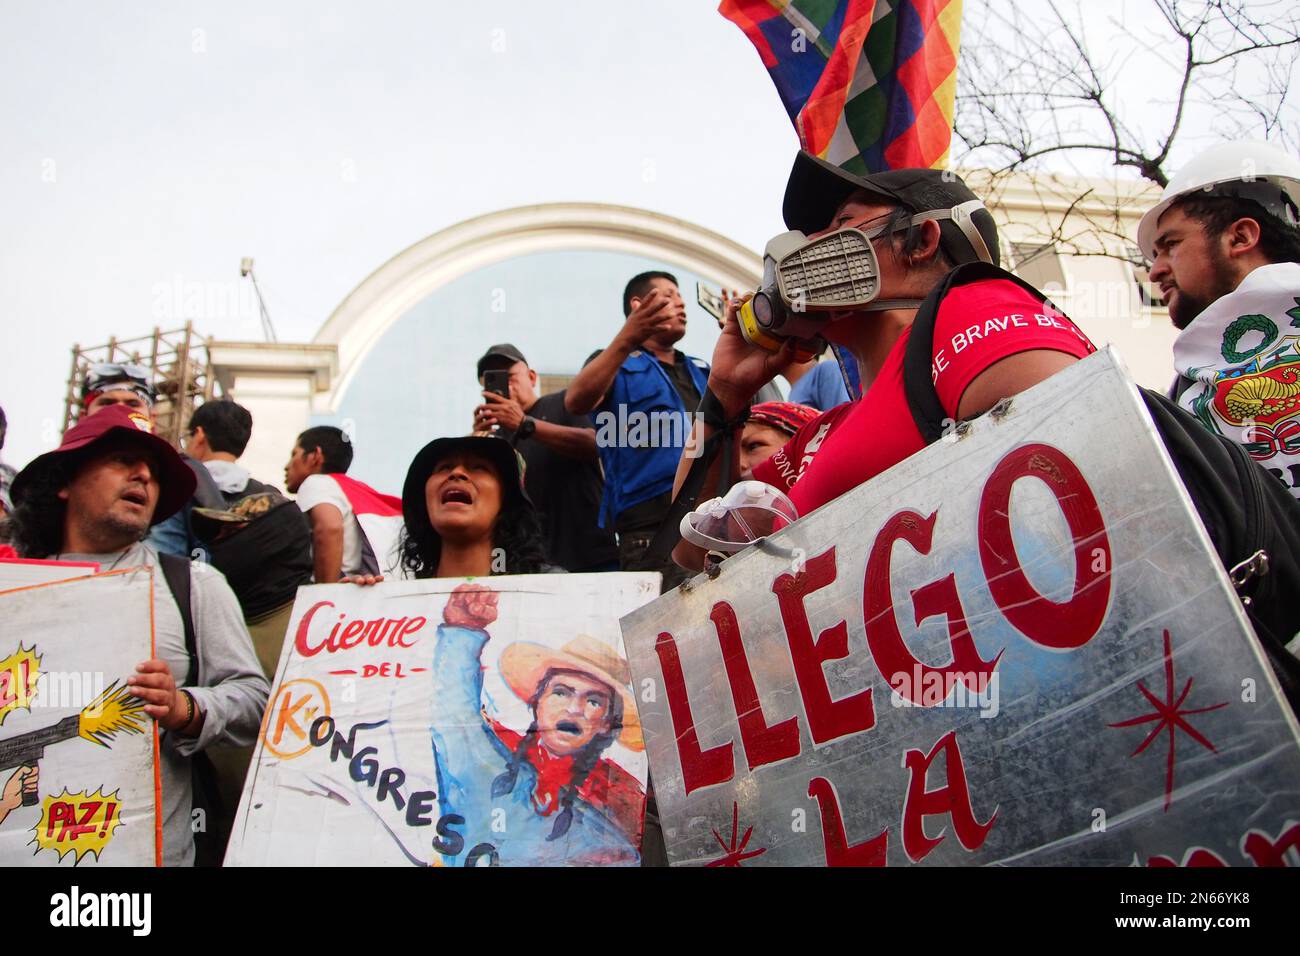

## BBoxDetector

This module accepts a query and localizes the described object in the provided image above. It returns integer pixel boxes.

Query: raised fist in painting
[443,583,499,631]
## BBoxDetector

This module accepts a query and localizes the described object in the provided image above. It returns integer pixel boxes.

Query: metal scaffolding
[64,322,216,448]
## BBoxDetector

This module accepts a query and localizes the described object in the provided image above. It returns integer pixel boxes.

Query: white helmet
[1136,140,1300,260]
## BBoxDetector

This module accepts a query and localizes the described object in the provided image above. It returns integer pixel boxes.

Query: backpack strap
[157,551,230,864]
[182,454,226,510]
[158,552,198,687]
[903,261,1060,444]
[638,393,750,573]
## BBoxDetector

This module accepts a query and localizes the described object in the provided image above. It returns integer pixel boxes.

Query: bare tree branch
[953,0,1299,261]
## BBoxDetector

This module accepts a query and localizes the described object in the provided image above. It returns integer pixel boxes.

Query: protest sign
[621,349,1300,866]
[225,572,659,866]
[0,569,159,866]
[0,558,99,591]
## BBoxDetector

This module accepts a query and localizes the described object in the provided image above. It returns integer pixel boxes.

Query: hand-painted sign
[0,570,158,866]
[225,573,659,866]
[621,349,1300,866]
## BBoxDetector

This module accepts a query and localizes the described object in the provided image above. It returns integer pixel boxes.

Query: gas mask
[737,200,992,359]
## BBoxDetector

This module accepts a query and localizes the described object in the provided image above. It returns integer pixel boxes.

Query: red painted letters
[978,442,1111,649]
[655,630,735,795]
[1243,822,1300,867]
[808,776,888,866]
[294,600,427,657]
[710,601,801,771]
[773,547,875,745]
[901,730,996,862]
[865,510,999,705]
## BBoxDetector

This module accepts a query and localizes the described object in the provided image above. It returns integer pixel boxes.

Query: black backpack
[902,261,1300,712]
[201,478,313,620]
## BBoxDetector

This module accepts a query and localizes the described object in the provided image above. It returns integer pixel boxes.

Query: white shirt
[293,473,365,578]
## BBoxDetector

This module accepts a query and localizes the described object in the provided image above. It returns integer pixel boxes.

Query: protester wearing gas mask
[565,272,709,592]
[671,152,1096,570]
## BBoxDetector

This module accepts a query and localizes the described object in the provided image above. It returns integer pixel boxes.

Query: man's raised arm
[565,290,673,415]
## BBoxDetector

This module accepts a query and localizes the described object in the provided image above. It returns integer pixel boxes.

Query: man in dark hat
[75,361,225,560]
[6,404,269,866]
[473,343,618,573]
[672,152,1097,568]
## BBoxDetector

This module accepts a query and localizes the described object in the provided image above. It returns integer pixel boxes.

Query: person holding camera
[473,344,617,573]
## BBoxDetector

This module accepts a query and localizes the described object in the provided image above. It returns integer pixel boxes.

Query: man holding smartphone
[473,344,618,573]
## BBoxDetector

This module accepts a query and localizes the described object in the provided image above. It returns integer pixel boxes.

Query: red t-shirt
[754,279,1096,515]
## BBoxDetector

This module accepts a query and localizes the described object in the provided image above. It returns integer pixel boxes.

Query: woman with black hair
[385,437,643,863]
[386,435,548,580]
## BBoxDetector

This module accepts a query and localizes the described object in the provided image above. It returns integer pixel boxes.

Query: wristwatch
[517,416,537,440]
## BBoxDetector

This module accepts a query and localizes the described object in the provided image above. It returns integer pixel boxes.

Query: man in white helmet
[1137,140,1300,498]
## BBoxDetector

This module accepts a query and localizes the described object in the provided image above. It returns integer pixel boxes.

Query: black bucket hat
[401,434,532,534]
[782,151,1000,268]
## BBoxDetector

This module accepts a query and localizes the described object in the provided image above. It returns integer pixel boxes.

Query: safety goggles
[83,362,157,403]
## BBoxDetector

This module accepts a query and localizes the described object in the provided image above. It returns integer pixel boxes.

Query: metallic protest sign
[621,349,1300,866]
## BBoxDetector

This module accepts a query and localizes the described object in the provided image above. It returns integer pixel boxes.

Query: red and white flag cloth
[331,474,405,576]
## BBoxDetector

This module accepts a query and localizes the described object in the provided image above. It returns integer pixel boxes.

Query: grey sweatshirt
[59,542,270,865]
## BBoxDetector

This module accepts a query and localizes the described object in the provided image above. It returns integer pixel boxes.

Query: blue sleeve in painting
[429,626,509,824]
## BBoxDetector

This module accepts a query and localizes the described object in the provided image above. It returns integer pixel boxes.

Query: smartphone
[483,370,510,399]
[697,282,727,328]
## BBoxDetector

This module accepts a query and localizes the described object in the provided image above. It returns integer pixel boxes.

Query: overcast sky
[1,0,1291,469]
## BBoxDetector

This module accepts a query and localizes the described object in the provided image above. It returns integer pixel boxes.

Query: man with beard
[566,271,709,591]
[1138,140,1300,499]
[1138,141,1300,502]
[5,405,268,865]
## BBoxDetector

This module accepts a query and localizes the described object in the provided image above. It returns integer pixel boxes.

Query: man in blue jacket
[565,271,709,592]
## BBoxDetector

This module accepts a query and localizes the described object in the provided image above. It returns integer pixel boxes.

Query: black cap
[475,343,528,379]
[783,151,1000,268]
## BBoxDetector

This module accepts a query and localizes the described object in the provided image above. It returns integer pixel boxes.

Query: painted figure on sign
[0,766,37,827]
[430,583,645,865]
